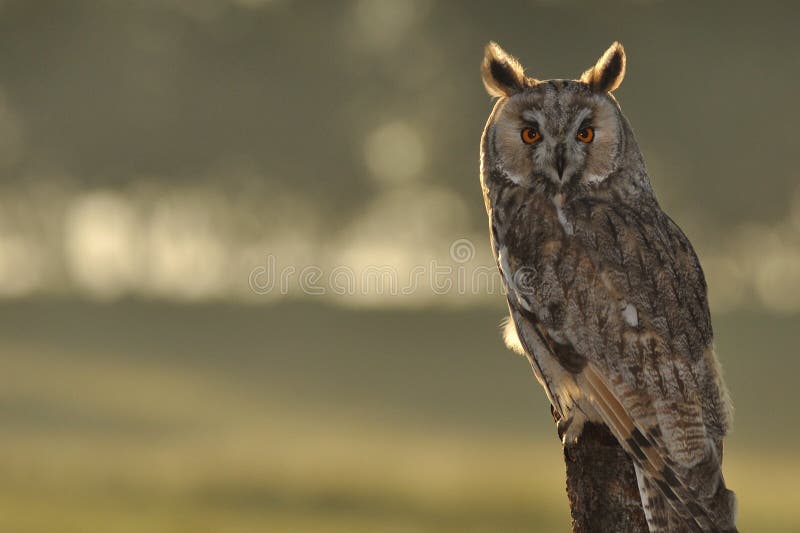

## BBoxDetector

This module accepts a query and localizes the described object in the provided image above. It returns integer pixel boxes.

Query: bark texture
[561,421,649,533]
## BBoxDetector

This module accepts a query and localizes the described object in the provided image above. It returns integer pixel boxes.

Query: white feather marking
[498,246,512,283]
[622,303,639,327]
[506,172,526,185]
[570,108,593,131]
[585,173,607,183]
[552,193,574,235]
[497,160,526,185]
[499,246,531,311]
[496,161,525,185]
[501,317,525,355]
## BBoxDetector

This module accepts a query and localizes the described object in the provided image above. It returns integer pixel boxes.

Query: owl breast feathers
[479,41,737,533]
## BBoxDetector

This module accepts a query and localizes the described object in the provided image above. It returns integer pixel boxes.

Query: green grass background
[0,300,796,532]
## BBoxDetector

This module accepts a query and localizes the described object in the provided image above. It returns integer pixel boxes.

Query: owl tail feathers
[636,464,687,533]
[703,478,738,533]
[581,363,738,532]
[636,464,738,533]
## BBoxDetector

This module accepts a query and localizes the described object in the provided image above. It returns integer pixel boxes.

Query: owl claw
[558,411,587,445]
[557,417,572,441]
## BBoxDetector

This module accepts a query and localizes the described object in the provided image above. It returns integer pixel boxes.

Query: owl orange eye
[521,127,541,144]
[577,127,594,143]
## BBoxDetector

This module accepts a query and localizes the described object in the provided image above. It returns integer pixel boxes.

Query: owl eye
[521,127,541,144]
[577,127,594,143]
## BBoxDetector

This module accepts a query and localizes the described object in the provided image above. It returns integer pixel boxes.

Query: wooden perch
[554,408,649,532]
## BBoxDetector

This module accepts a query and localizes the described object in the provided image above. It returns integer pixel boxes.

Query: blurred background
[0,1,798,531]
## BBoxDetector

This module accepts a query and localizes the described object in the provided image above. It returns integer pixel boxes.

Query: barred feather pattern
[478,52,738,532]
[489,177,737,532]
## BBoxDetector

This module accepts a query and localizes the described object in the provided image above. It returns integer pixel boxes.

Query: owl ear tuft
[580,41,626,93]
[481,42,529,98]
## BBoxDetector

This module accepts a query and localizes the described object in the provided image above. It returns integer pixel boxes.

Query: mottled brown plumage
[479,42,737,532]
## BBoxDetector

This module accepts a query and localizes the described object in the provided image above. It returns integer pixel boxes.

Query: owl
[479,41,737,532]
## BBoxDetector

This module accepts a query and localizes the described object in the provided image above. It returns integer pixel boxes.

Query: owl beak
[554,144,566,180]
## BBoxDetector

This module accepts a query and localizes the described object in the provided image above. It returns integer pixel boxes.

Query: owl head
[481,42,647,196]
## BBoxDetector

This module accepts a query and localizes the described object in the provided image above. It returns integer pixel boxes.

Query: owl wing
[500,198,736,532]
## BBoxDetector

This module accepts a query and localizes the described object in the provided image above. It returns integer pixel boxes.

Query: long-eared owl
[479,41,737,532]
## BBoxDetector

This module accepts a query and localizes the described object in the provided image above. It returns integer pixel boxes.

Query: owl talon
[556,416,572,441]
[559,411,587,445]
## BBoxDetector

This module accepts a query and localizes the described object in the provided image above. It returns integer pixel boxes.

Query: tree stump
[559,418,649,532]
